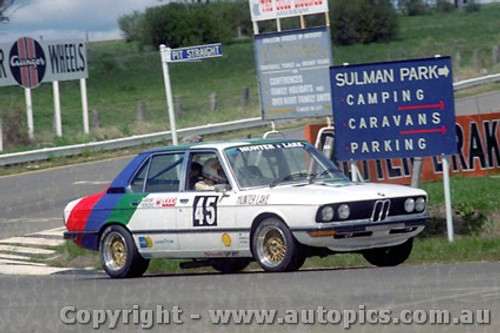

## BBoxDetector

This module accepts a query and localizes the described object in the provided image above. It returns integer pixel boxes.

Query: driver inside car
[195,158,227,190]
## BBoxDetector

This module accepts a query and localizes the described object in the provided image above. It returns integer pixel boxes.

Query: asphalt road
[1,126,498,332]
[1,262,499,332]
[0,156,132,238]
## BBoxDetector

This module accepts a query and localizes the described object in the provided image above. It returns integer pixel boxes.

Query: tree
[331,0,399,45]
[0,0,16,23]
[118,11,143,43]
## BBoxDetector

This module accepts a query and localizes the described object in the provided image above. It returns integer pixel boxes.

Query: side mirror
[215,184,231,196]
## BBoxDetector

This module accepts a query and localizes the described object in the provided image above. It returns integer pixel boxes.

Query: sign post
[53,81,62,137]
[25,88,34,139]
[160,45,178,145]
[159,43,223,145]
[331,57,458,241]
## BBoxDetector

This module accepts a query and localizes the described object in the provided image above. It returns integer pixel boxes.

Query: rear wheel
[252,217,305,272]
[210,258,251,273]
[362,238,413,267]
[100,225,150,278]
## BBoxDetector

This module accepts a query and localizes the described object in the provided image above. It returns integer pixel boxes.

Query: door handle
[130,201,140,206]
[180,199,189,204]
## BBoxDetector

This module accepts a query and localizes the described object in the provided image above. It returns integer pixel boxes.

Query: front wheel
[99,225,150,278]
[362,238,413,267]
[252,217,305,272]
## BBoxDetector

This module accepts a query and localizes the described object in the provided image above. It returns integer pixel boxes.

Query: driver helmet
[202,158,226,184]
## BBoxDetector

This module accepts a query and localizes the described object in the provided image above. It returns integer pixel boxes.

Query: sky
[0,0,165,43]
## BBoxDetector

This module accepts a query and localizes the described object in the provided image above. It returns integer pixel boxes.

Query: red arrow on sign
[400,125,446,135]
[398,100,444,111]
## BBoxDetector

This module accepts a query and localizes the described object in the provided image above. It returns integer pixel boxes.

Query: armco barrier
[1,74,500,167]
[0,117,268,166]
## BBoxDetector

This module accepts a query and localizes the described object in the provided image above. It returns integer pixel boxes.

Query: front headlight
[404,198,415,213]
[415,197,426,212]
[338,204,350,220]
[320,206,335,221]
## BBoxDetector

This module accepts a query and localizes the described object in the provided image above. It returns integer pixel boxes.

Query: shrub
[138,2,247,48]
[436,0,456,13]
[1,106,31,149]
[331,0,399,45]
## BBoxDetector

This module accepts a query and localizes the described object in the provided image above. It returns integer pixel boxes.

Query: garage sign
[0,37,88,89]
[331,57,457,161]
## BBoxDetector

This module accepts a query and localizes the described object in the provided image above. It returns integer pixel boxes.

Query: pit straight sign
[331,57,458,161]
[166,43,222,63]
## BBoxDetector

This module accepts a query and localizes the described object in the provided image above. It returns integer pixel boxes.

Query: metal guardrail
[0,117,268,166]
[453,73,500,91]
[1,74,500,167]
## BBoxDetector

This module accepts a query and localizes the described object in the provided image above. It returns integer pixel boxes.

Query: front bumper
[292,215,428,252]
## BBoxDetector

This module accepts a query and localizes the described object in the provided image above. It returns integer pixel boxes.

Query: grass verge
[51,235,500,275]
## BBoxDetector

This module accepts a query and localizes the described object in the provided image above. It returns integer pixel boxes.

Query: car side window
[130,153,184,193]
[130,160,149,192]
[188,152,227,191]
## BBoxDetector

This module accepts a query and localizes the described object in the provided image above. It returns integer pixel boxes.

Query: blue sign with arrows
[330,56,457,161]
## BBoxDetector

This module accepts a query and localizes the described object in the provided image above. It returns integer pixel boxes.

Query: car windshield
[225,141,349,188]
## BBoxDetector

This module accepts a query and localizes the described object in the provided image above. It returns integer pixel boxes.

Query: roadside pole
[160,44,178,145]
[81,78,90,134]
[25,88,34,139]
[159,43,223,146]
[442,155,454,241]
[53,81,62,137]
[0,117,3,151]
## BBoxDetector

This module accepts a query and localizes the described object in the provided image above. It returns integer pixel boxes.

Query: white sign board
[0,37,88,89]
[249,0,329,22]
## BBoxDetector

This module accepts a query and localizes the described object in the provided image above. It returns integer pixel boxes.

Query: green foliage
[0,105,31,148]
[118,10,143,43]
[331,0,399,45]
[436,0,456,13]
[465,1,481,13]
[139,2,247,48]
[420,176,500,237]
[399,0,431,16]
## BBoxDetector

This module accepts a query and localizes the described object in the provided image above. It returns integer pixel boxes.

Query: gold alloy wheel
[103,231,128,271]
[263,229,286,262]
[256,224,288,268]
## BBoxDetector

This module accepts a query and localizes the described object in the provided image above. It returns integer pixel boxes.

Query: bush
[436,0,456,13]
[465,1,481,13]
[398,0,431,16]
[331,0,399,45]
[137,2,249,48]
[1,106,31,149]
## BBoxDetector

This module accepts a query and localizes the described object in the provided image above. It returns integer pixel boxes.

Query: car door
[175,150,239,256]
[127,152,184,257]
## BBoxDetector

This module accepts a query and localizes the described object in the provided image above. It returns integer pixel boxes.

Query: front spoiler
[63,230,98,240]
[291,215,428,234]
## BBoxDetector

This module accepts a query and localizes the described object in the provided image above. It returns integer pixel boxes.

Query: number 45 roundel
[193,196,218,227]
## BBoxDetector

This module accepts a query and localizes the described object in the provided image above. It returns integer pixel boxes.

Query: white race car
[64,139,428,278]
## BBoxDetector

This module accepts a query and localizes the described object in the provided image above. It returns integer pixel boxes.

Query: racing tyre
[99,225,150,278]
[252,217,305,272]
[210,258,251,274]
[362,238,413,267]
